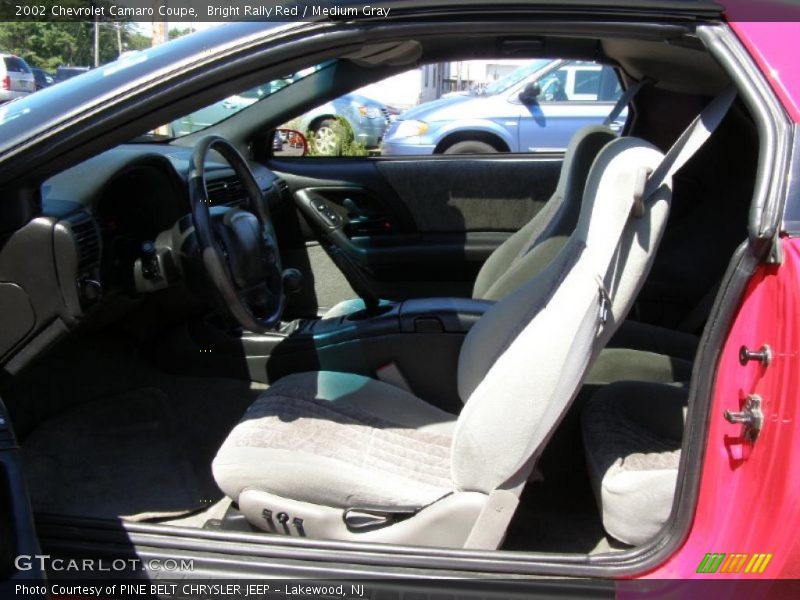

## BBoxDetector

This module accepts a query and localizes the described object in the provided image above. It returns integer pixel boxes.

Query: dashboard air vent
[70,215,101,269]
[206,175,246,206]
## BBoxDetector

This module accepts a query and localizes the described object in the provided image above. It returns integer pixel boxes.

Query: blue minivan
[381,60,624,155]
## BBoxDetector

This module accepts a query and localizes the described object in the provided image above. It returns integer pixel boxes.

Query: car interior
[0,23,760,560]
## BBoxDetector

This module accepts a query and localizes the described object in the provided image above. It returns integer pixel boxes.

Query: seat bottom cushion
[582,381,688,546]
[585,347,693,387]
[213,371,457,510]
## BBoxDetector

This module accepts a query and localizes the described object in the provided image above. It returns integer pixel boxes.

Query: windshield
[163,62,331,139]
[483,59,552,96]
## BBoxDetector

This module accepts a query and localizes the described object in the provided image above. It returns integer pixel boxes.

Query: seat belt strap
[642,87,738,202]
[507,86,740,502]
[603,78,648,126]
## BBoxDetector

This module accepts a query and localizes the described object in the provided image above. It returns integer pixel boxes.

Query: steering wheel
[188,136,284,332]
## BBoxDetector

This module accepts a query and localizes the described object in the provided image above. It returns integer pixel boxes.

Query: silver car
[0,54,35,102]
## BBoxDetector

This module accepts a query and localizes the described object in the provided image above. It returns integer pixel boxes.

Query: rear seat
[582,381,688,545]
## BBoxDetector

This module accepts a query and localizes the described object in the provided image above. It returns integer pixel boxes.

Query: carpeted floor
[502,384,626,554]
[6,332,264,522]
[22,388,215,520]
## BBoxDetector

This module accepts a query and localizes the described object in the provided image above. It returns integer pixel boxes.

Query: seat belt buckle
[596,276,611,326]
[598,291,610,325]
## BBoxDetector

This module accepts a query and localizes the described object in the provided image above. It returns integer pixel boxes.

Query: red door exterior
[645,237,800,578]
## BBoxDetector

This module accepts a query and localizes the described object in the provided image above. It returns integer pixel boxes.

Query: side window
[278,59,628,158]
[538,64,619,103]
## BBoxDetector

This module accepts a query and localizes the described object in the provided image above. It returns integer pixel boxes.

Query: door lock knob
[739,344,772,366]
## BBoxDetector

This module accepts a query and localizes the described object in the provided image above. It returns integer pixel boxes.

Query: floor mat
[502,384,620,554]
[22,388,220,521]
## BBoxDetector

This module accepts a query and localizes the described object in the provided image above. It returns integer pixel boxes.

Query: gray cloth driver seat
[213,134,675,548]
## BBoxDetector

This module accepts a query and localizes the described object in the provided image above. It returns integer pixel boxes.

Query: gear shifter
[326,245,380,311]
[282,268,303,295]
[292,189,381,312]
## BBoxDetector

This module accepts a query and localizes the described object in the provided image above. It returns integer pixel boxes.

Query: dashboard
[47,142,282,300]
[0,142,286,366]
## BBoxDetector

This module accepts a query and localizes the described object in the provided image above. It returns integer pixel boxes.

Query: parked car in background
[0,54,35,102]
[172,85,393,155]
[298,92,393,154]
[54,66,90,84]
[381,59,623,155]
[30,67,53,91]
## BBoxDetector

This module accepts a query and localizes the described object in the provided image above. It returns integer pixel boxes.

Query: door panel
[270,155,562,316]
[373,158,560,232]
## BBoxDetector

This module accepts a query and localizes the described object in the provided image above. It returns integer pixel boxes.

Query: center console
[156,297,493,412]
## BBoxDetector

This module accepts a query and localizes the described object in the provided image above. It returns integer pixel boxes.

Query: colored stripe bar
[733,554,750,573]
[745,554,761,573]
[697,553,726,573]
[697,554,713,573]
[698,552,772,575]
[719,554,736,573]
[758,554,773,573]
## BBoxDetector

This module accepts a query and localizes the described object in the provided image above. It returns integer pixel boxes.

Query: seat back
[472,125,618,301]
[453,136,672,496]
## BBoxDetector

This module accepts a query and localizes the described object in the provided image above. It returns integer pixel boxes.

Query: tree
[168,27,192,40]
[0,18,150,70]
